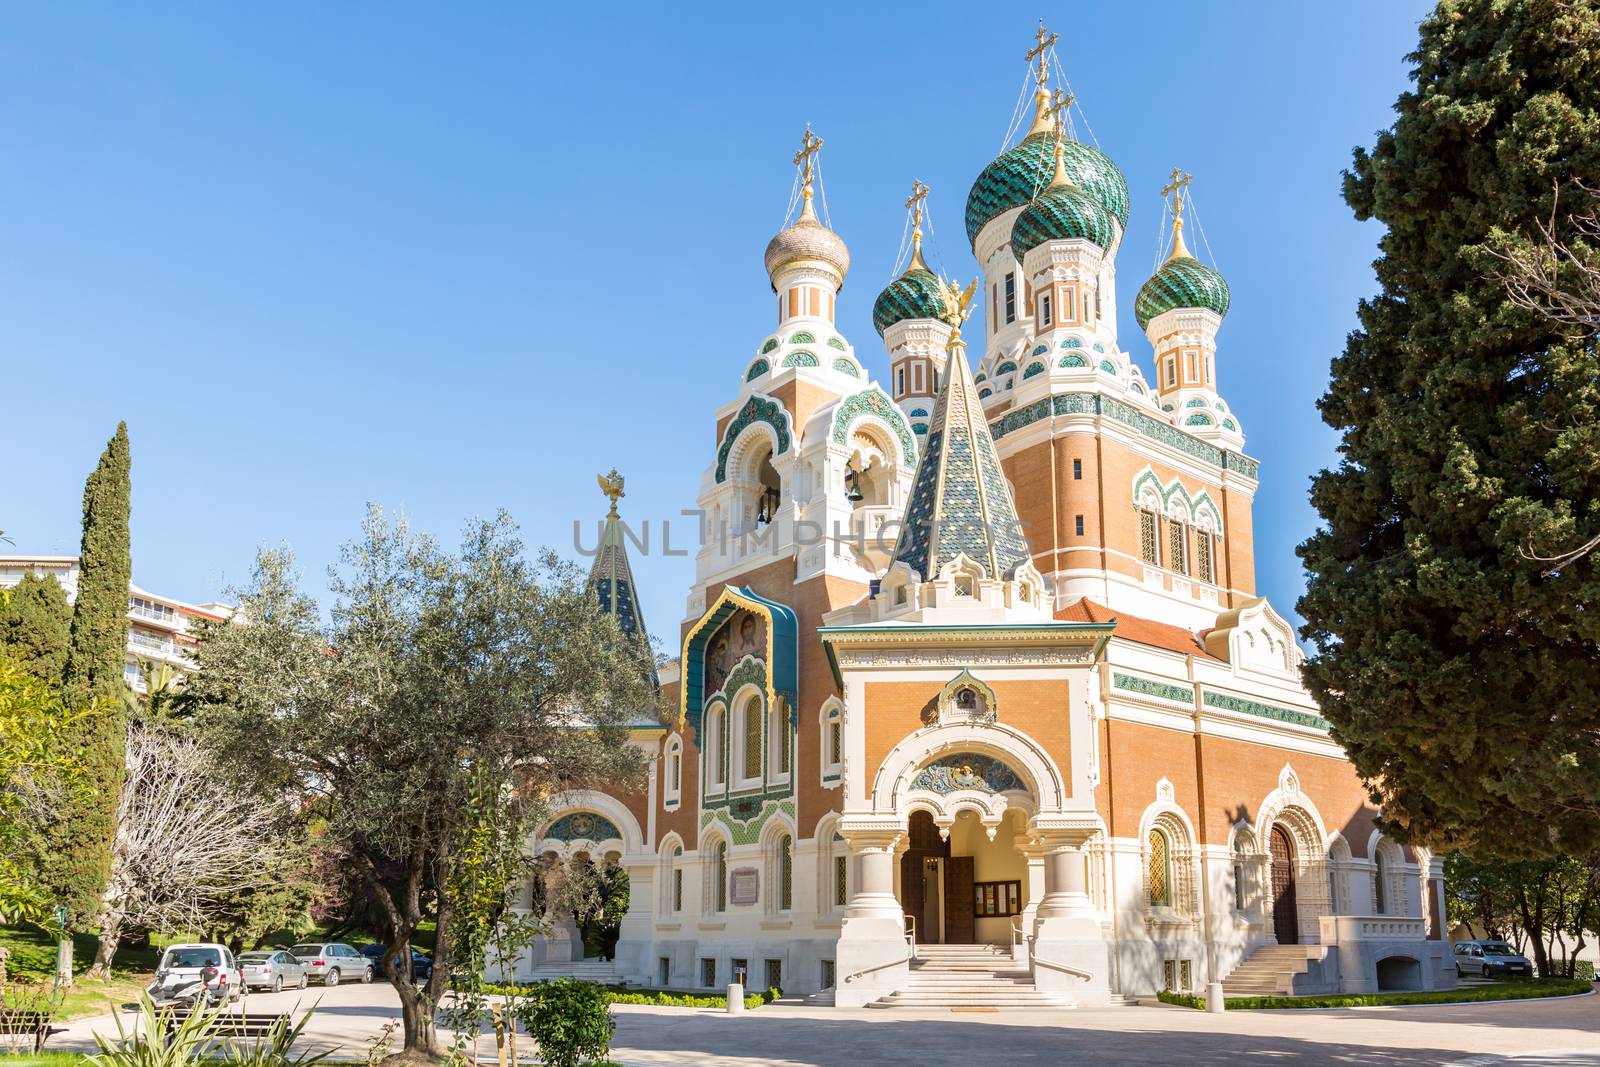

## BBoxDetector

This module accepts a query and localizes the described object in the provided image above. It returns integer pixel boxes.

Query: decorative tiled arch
[746,359,769,381]
[1059,353,1089,368]
[782,350,819,368]
[830,386,917,466]
[832,356,860,377]
[715,393,793,483]
[1022,361,1045,379]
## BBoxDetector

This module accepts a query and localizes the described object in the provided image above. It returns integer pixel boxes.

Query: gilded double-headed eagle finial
[597,468,625,518]
[938,276,979,331]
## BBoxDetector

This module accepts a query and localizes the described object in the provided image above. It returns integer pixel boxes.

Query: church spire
[890,278,1033,582]
[589,469,650,648]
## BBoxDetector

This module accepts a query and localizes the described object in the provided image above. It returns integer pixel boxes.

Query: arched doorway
[1270,826,1298,944]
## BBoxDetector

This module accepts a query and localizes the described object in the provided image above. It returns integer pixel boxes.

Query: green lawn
[0,1054,88,1065]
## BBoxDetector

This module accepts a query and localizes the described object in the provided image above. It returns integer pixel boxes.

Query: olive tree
[191,509,649,1057]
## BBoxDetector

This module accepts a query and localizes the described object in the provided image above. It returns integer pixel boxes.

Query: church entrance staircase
[866,944,1070,1009]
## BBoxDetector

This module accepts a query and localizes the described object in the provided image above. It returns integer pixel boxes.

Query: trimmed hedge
[1157,978,1592,1010]
[481,981,772,1010]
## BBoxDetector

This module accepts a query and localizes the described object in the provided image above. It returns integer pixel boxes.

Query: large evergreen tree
[48,423,133,923]
[1298,0,1600,857]
[0,572,71,682]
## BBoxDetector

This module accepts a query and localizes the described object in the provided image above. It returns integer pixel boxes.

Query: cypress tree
[49,422,133,923]
[1298,0,1600,857]
[0,572,72,682]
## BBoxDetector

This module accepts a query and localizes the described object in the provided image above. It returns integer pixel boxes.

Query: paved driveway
[50,983,1600,1065]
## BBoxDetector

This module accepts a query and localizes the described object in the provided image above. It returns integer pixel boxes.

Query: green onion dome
[872,265,946,336]
[1010,184,1117,259]
[1133,255,1231,329]
[965,132,1130,248]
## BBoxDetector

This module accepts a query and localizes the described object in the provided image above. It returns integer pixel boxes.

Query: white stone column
[833,824,910,1007]
[1029,825,1111,1004]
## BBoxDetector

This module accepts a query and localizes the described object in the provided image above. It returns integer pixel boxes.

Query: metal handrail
[1031,955,1093,981]
[843,915,917,984]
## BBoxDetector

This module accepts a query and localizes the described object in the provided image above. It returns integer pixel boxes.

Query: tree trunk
[85,905,124,981]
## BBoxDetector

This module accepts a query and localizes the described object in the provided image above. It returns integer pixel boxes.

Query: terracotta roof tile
[1056,596,1223,661]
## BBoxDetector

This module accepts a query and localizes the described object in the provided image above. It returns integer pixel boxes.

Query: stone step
[869,992,1072,1009]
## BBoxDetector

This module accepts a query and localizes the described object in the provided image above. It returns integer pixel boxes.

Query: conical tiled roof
[590,510,648,643]
[891,338,1033,581]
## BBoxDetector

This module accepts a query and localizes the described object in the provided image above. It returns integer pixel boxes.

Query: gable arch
[715,393,793,483]
[535,789,644,857]
[830,386,917,467]
[870,719,1068,815]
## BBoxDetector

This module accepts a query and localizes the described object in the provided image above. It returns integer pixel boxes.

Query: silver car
[289,942,372,986]
[1453,939,1534,979]
[239,950,309,993]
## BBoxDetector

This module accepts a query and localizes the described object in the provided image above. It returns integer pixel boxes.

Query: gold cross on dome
[905,179,929,228]
[1162,167,1194,220]
[794,129,823,187]
[1049,88,1075,132]
[1026,23,1059,89]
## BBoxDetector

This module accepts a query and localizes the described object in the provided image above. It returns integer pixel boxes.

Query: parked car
[289,942,372,986]
[358,944,434,982]
[239,950,309,992]
[150,943,242,1005]
[1453,940,1534,979]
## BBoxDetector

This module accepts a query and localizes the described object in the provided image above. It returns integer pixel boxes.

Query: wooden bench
[162,1011,291,1042]
[0,1009,67,1053]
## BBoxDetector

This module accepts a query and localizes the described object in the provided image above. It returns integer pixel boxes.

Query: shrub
[481,980,769,1010]
[762,985,781,1003]
[514,978,615,1067]
[1557,960,1596,982]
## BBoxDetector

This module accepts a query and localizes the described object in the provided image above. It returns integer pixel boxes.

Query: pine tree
[0,572,72,682]
[48,422,133,924]
[1298,0,1600,857]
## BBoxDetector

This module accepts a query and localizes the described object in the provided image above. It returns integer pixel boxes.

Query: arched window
[1147,828,1172,908]
[660,840,683,914]
[1167,518,1188,575]
[664,736,682,809]
[821,701,843,781]
[704,706,726,793]
[1139,509,1160,565]
[1232,832,1251,912]
[706,839,728,914]
[769,702,790,780]
[769,831,793,912]
[738,695,763,784]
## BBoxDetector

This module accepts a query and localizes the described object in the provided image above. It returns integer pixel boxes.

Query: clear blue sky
[1,2,1431,643]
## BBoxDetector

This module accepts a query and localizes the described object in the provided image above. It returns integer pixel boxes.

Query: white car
[150,943,243,1005]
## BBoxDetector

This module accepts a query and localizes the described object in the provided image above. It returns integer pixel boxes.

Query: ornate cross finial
[1049,88,1075,133]
[1161,167,1196,261]
[905,179,930,270]
[794,128,823,189]
[1026,22,1059,90]
[1162,167,1194,220]
[904,179,929,227]
[597,469,625,519]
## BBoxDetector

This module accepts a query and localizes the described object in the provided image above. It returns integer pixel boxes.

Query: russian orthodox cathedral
[514,28,1454,1005]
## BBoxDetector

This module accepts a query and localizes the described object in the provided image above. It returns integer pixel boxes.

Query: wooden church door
[1270,826,1299,944]
[944,856,975,944]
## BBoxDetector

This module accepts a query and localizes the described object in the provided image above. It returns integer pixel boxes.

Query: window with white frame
[704,705,726,794]
[1139,509,1160,565]
[768,702,790,781]
[821,701,843,781]
[706,838,728,914]
[1167,518,1187,575]
[734,694,763,789]
[767,830,793,914]
[664,735,682,809]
